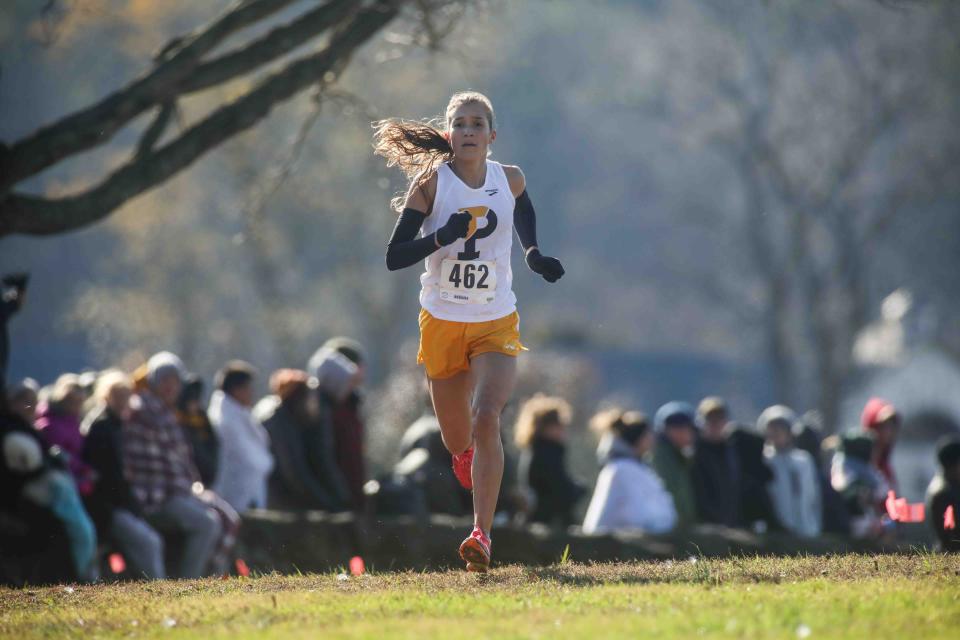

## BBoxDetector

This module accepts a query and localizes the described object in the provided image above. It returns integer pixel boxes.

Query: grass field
[1,553,958,639]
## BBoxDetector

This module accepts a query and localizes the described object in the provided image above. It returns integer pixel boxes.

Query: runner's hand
[526,249,564,283]
[436,211,473,246]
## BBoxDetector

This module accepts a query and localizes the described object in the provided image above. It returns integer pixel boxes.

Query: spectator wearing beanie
[256,369,350,511]
[126,351,222,578]
[582,408,677,535]
[861,397,900,490]
[209,361,273,512]
[692,397,741,528]
[651,402,698,529]
[34,373,96,497]
[515,395,586,527]
[760,406,822,538]
[308,343,365,510]
[926,438,960,552]
[81,370,165,579]
[176,375,219,488]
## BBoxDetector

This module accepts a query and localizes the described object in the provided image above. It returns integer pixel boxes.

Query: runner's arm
[385,208,475,271]
[386,172,471,271]
[512,188,565,283]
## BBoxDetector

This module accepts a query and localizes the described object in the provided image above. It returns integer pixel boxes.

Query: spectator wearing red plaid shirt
[125,352,222,578]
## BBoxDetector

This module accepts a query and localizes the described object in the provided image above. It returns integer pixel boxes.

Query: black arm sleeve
[385,208,439,271]
[513,190,538,252]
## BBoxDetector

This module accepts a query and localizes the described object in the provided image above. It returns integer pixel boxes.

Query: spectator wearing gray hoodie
[308,344,364,509]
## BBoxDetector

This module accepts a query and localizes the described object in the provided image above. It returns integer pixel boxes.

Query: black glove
[436,211,472,246]
[525,249,565,283]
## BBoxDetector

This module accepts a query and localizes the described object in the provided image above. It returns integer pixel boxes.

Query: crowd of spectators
[1,273,958,584]
[1,326,369,584]
[517,394,960,553]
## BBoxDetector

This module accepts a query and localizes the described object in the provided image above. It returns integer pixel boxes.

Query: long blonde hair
[514,394,572,448]
[372,91,496,212]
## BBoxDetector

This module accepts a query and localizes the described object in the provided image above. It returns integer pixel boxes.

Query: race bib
[439,259,497,304]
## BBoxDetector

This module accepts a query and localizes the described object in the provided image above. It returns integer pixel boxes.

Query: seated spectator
[728,424,780,532]
[256,369,350,511]
[6,377,39,425]
[651,402,698,529]
[515,394,586,527]
[693,397,741,527]
[1,408,96,583]
[81,370,165,579]
[34,373,96,497]
[926,438,960,552]
[176,375,219,488]
[831,431,892,540]
[310,339,366,510]
[861,397,900,491]
[126,352,222,578]
[209,361,273,513]
[582,408,676,535]
[760,406,822,538]
[394,400,471,516]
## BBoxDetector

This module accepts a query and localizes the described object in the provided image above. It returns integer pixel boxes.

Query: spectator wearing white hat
[760,405,822,538]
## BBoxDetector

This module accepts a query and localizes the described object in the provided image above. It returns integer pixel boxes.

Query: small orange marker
[945,505,956,531]
[108,553,126,574]
[235,558,251,577]
[349,556,365,576]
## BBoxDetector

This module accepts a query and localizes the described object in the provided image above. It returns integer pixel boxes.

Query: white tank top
[419,160,517,322]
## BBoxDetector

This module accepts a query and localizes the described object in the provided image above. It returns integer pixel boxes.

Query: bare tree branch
[176,0,356,94]
[135,102,176,159]
[0,0,302,191]
[0,1,402,237]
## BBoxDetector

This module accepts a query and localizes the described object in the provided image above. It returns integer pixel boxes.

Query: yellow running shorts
[417,308,527,379]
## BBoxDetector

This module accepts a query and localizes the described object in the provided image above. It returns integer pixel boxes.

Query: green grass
[2,553,958,639]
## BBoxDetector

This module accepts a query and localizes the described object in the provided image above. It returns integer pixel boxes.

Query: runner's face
[448,102,494,160]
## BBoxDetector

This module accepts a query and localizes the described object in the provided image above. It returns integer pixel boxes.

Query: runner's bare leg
[468,352,517,534]
[428,369,474,455]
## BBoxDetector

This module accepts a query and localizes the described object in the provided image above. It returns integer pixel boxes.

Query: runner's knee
[473,405,501,438]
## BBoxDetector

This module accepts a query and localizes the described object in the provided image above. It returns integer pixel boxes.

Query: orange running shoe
[452,447,474,490]
[459,526,491,572]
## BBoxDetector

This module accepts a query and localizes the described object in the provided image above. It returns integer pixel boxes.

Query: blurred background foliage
[2,0,959,476]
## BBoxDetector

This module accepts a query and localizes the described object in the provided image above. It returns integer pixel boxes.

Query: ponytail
[372,118,454,212]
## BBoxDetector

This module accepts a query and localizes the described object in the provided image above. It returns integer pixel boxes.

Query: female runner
[374,91,564,572]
